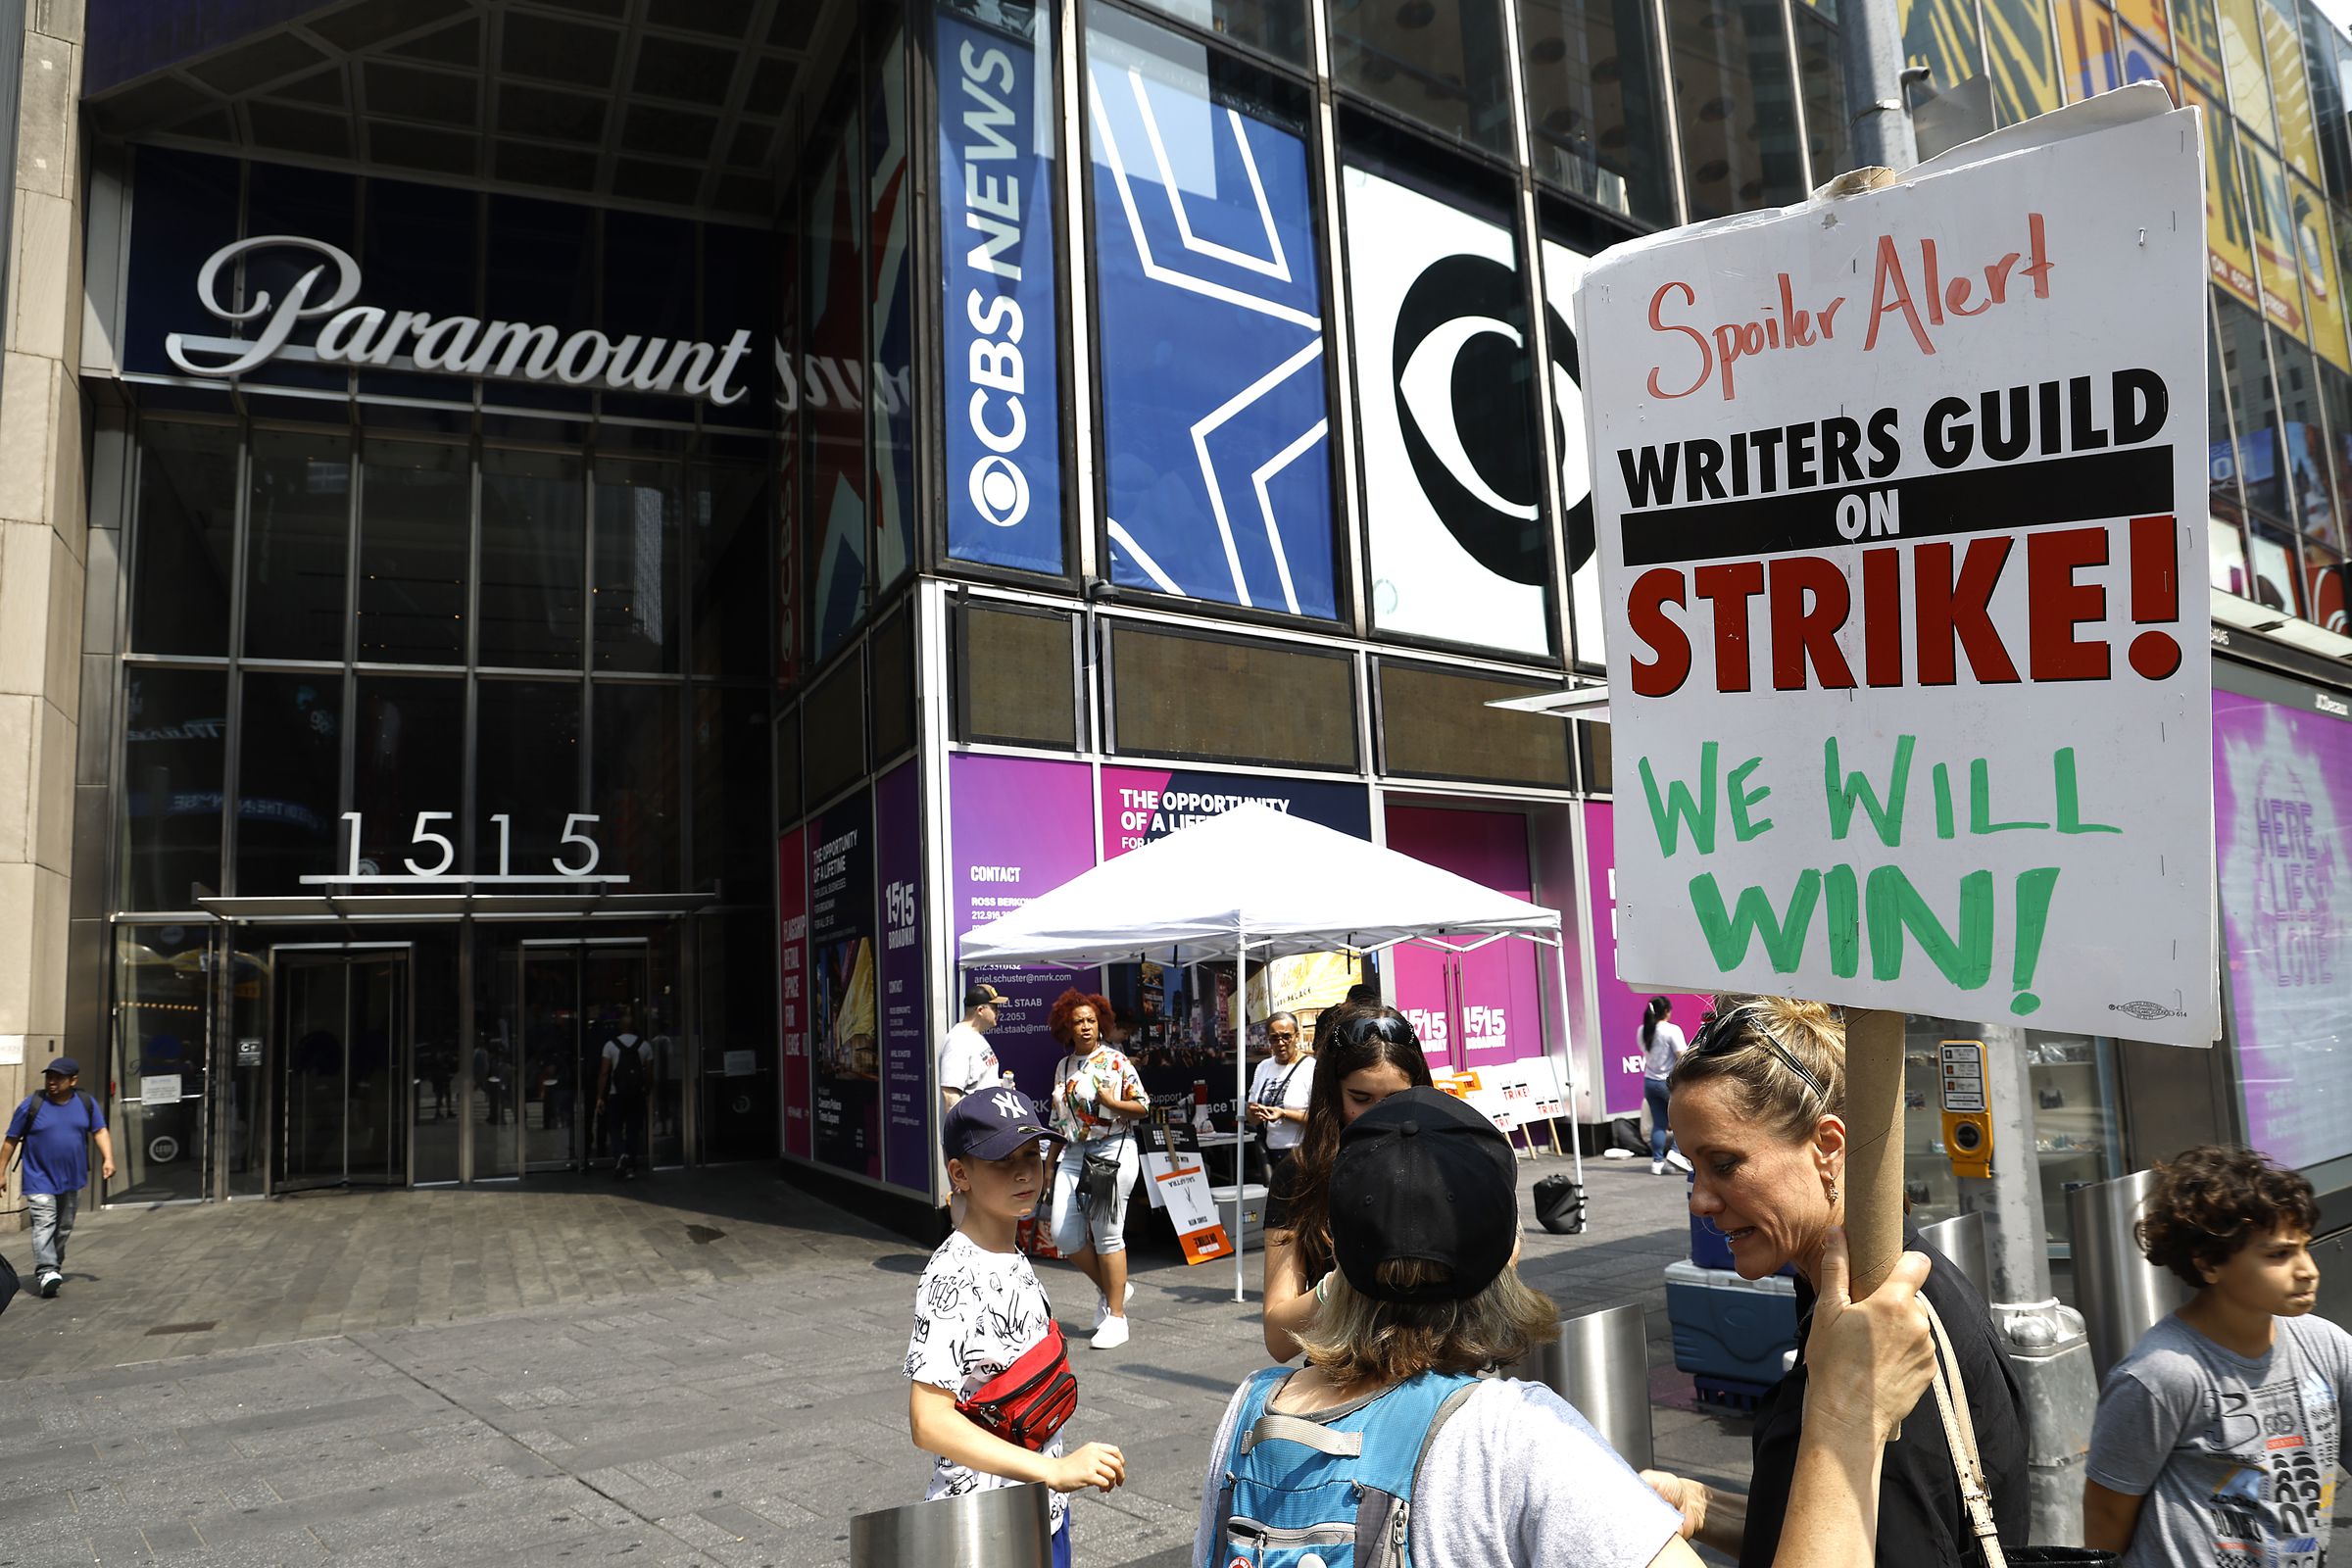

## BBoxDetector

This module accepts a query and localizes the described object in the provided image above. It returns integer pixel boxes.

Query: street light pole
[1838,0,1921,173]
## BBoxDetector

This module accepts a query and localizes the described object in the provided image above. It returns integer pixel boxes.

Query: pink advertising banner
[1385,805,1544,1077]
[780,825,810,1160]
[951,753,1100,1097]
[1582,799,1711,1117]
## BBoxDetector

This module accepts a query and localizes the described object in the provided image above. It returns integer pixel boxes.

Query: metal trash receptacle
[2067,1169,2190,1378]
[1523,1301,1652,1471]
[1916,1210,1990,1300]
[851,1483,1054,1568]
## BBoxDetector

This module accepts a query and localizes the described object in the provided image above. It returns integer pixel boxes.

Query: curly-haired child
[2084,1144,2352,1564]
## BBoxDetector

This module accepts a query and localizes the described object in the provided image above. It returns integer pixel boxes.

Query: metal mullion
[1060,0,1103,583]
[1779,0,1815,190]
[1648,0,1691,224]
[1498,0,1572,670]
[1305,0,1371,640]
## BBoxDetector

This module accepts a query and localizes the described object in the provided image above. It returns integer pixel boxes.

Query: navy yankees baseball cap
[942,1086,1062,1162]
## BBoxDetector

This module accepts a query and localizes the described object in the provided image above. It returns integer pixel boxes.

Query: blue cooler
[1690,1212,1736,1271]
[1664,1261,1800,1386]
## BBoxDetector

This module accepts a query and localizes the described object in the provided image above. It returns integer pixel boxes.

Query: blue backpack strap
[1347,1371,1481,1566]
[1215,1367,1294,1539]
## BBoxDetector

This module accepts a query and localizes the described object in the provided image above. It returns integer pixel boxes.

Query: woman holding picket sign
[1642,996,2031,1568]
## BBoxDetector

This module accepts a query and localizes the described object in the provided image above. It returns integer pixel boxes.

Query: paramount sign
[166,234,756,406]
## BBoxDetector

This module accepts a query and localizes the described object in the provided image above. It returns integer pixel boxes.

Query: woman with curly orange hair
[2084,1145,2350,1565]
[1042,988,1150,1349]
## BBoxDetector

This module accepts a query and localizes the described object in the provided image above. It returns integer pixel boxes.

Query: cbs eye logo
[1389,254,1594,584]
[968,454,1031,528]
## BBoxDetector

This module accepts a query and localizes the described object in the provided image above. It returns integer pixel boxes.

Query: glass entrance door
[518,940,650,1170]
[273,948,409,1190]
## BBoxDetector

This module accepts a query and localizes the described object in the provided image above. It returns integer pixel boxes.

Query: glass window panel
[129,421,238,656]
[870,23,915,589]
[601,210,701,423]
[245,429,352,662]
[593,683,681,891]
[2209,288,2249,552]
[2303,532,2347,626]
[411,928,463,1184]
[806,116,867,662]
[1901,0,1986,110]
[478,448,585,669]
[2273,329,2338,540]
[2216,0,2277,141]
[2119,24,2179,97]
[242,164,356,397]
[474,679,579,878]
[359,440,470,664]
[2115,0,2170,56]
[2249,514,2306,612]
[1089,7,1338,616]
[120,665,225,908]
[693,464,770,679]
[1984,0,2063,123]
[234,671,342,895]
[2320,360,2352,545]
[956,603,1074,747]
[113,926,210,1202]
[353,675,466,880]
[2296,175,2351,373]
[1794,8,1850,182]
[2219,290,2294,526]
[2212,514,2251,591]
[803,653,866,806]
[592,459,684,673]
[692,686,771,895]
[357,176,477,404]
[1518,0,1675,223]
[2308,11,2352,201]
[2193,88,2266,312]
[1664,0,1806,219]
[1377,662,1571,784]
[2244,137,2311,333]
[1126,0,1310,60]
[1332,0,1515,154]
[2056,0,2123,101]
[2172,0,2227,87]
[1108,623,1355,767]
[2262,0,2322,183]
[698,909,780,1161]
[483,195,595,416]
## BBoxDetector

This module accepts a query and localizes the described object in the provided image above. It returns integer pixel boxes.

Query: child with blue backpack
[1194,1087,1939,1568]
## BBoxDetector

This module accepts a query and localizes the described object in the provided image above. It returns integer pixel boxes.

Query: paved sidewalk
[0,1152,1748,1567]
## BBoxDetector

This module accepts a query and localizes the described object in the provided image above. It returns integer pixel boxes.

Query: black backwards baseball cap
[942,1085,1063,1162]
[962,982,1006,1009]
[1329,1087,1518,1303]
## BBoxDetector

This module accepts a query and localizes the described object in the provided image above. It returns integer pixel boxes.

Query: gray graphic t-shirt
[2088,1312,2352,1568]
[905,1231,1066,1534]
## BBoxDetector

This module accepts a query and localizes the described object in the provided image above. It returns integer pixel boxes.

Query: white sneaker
[1092,1314,1130,1349]
[1650,1159,1665,1176]
[1666,1150,1693,1173]
[1091,1281,1136,1330]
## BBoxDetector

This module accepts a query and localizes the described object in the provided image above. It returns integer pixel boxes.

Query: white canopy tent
[957,803,1585,1301]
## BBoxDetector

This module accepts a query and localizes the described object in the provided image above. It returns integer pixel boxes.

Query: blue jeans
[1644,1078,1674,1161]
[27,1191,76,1275]
[1053,1517,1070,1568]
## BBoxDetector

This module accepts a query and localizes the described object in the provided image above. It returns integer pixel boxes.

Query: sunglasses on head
[1691,999,1831,1105]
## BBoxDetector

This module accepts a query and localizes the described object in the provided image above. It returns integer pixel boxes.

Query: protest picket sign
[1577,87,2216,1289]
[1138,1118,1233,1265]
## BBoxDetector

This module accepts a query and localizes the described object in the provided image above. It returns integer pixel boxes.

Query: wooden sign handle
[1842,1007,1908,1299]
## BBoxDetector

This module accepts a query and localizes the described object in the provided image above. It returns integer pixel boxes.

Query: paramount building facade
[0,0,2341,1308]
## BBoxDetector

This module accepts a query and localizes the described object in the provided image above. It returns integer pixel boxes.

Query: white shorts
[1050,1135,1140,1256]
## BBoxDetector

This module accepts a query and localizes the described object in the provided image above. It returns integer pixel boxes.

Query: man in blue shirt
[2,1056,114,1298]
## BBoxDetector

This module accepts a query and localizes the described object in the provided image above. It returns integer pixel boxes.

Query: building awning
[195,890,716,922]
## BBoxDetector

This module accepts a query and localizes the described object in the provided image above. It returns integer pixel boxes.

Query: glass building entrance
[273,945,409,1191]
[511,938,656,1172]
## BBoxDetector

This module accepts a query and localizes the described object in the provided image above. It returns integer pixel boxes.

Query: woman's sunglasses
[1690,999,1831,1105]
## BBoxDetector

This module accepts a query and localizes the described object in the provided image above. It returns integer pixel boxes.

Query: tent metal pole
[1549,918,1587,1199]
[1234,922,1249,1303]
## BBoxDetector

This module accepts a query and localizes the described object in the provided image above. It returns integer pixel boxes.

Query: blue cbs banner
[1088,12,1336,617]
[939,8,1064,577]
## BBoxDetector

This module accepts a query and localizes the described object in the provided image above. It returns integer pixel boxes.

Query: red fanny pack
[956,1320,1077,1451]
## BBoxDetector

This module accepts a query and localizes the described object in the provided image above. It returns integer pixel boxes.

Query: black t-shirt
[1739,1224,2028,1568]
[1267,1156,1331,1279]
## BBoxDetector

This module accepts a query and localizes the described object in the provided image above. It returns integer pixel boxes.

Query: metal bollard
[1995,1298,2099,1547]
[2066,1169,2190,1379]
[850,1483,1054,1568]
[1523,1301,1653,1471]
[1916,1210,1991,1300]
